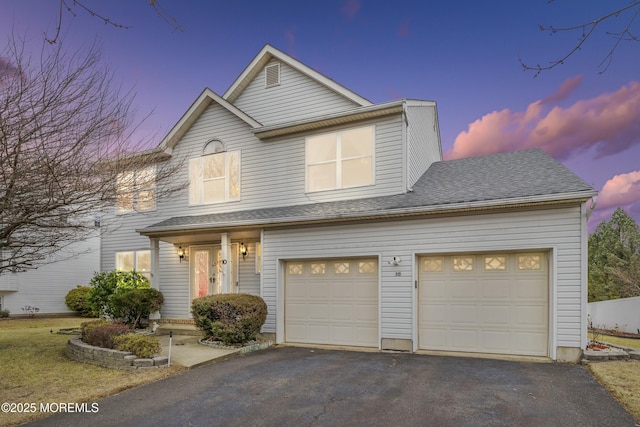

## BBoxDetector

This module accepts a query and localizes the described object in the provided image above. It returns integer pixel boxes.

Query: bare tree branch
[521,1,640,76]
[46,0,184,44]
[0,34,186,273]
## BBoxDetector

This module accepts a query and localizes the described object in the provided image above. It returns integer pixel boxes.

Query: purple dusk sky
[1,0,639,230]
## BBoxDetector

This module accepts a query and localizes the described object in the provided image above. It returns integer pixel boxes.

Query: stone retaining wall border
[66,337,168,370]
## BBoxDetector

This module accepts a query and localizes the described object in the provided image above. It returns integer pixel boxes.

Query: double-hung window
[306,126,374,192]
[117,166,156,213]
[189,150,240,204]
[115,250,151,280]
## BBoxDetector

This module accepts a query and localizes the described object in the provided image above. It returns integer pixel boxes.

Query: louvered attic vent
[265,63,280,88]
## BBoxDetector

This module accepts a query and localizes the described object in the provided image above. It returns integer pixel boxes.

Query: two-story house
[103,44,596,362]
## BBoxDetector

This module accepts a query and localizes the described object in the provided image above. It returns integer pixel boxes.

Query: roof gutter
[137,190,596,237]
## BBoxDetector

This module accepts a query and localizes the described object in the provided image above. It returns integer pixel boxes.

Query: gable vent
[265,63,280,88]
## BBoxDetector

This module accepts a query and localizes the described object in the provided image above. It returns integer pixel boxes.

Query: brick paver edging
[66,337,168,370]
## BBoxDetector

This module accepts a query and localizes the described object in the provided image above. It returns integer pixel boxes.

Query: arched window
[189,139,240,205]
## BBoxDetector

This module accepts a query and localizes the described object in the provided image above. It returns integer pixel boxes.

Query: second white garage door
[285,259,378,347]
[419,252,549,356]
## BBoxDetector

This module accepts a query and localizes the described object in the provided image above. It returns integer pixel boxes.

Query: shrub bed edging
[66,337,168,370]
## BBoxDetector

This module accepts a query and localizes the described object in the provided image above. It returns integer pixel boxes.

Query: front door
[191,244,239,300]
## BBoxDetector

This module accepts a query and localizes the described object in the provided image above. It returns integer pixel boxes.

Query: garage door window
[422,257,443,272]
[358,261,376,274]
[518,254,542,270]
[484,255,507,271]
[334,262,350,274]
[310,263,326,275]
[288,263,303,275]
[452,256,474,271]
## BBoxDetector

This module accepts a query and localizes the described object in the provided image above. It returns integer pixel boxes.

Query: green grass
[0,317,185,426]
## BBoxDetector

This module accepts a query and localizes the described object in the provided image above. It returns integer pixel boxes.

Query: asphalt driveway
[27,346,636,427]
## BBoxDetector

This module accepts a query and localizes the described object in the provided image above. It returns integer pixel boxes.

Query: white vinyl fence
[588,296,640,334]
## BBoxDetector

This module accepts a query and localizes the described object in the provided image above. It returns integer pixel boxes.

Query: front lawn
[0,317,185,426]
[589,361,640,422]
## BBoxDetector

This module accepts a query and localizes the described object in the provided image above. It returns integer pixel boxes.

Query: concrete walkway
[156,334,238,368]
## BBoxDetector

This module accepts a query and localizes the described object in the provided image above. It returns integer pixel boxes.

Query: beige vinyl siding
[261,205,585,351]
[234,58,361,126]
[406,104,441,188]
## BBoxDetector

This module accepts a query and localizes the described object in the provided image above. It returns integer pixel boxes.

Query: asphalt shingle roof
[140,149,595,233]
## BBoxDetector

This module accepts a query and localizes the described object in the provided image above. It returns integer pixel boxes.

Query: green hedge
[191,293,267,345]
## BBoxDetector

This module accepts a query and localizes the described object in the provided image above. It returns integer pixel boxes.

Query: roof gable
[223,44,372,107]
[158,88,260,151]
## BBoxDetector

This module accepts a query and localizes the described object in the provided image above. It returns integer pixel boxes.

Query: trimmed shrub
[88,271,162,327]
[65,286,98,317]
[81,321,130,349]
[191,293,267,345]
[0,309,10,318]
[109,288,164,329]
[113,334,161,358]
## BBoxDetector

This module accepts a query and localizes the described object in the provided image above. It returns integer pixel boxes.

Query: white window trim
[115,250,151,279]
[189,150,241,206]
[255,242,261,274]
[305,126,375,193]
[116,166,156,214]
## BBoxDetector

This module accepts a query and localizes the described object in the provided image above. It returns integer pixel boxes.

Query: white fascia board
[158,88,261,151]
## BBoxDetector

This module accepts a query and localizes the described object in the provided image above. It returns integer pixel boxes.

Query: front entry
[190,244,238,300]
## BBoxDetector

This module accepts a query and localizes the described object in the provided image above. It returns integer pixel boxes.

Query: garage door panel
[515,305,547,327]
[450,305,478,324]
[449,280,478,298]
[481,280,511,299]
[514,279,547,299]
[331,304,354,321]
[308,303,331,320]
[286,258,378,348]
[481,305,510,325]
[482,331,512,351]
[421,304,446,323]
[450,330,478,350]
[419,253,548,357]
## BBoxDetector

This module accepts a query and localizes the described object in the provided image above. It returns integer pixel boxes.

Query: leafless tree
[521,1,640,76]
[0,35,185,273]
[46,0,184,44]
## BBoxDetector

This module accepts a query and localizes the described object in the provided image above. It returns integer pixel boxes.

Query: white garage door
[285,259,378,347]
[419,253,548,356]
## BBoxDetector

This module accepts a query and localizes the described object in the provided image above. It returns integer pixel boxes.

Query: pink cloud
[285,27,297,57]
[341,0,361,20]
[446,79,640,161]
[541,75,583,104]
[397,19,411,37]
[597,171,640,210]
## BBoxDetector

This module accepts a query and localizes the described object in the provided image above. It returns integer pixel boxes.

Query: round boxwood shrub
[109,288,164,329]
[65,286,98,317]
[191,293,267,345]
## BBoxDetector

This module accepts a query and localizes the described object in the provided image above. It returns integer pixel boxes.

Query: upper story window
[117,166,155,214]
[306,126,374,192]
[189,139,240,205]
